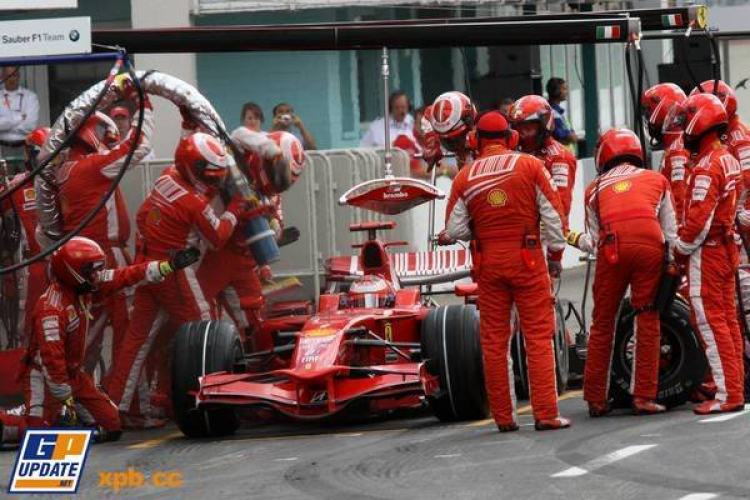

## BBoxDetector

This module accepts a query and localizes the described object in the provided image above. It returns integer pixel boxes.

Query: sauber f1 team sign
[0,16,91,59]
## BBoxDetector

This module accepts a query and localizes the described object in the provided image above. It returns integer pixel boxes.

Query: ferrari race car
[171,178,490,437]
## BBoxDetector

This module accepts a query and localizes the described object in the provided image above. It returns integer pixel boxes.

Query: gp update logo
[8,429,92,494]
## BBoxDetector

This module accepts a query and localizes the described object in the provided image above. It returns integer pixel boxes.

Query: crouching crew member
[0,237,196,445]
[567,129,678,417]
[441,111,571,432]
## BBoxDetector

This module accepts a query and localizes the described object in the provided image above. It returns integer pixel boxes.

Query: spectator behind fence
[0,66,40,144]
[270,102,317,150]
[360,90,417,148]
[546,77,578,147]
[241,101,264,132]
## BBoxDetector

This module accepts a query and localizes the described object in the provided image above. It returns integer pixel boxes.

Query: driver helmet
[348,276,396,309]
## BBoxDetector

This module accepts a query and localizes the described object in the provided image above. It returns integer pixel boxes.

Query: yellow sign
[304,328,336,337]
[612,180,632,194]
[487,189,507,206]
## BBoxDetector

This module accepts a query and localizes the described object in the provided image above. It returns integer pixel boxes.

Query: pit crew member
[567,128,677,416]
[510,95,578,217]
[669,93,746,414]
[0,127,50,342]
[104,132,252,424]
[441,111,570,432]
[641,83,690,223]
[0,237,195,445]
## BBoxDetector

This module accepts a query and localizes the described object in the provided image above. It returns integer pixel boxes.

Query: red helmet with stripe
[595,128,643,173]
[74,111,120,153]
[24,127,50,169]
[509,95,554,152]
[175,132,230,195]
[690,79,737,118]
[50,237,107,293]
[641,83,686,141]
[430,91,476,152]
[268,131,306,185]
[665,93,728,150]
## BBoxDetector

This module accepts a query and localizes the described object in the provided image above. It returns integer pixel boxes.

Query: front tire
[172,320,243,438]
[421,305,488,421]
[610,298,705,408]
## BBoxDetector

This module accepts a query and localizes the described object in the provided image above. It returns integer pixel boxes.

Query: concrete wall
[130,0,197,158]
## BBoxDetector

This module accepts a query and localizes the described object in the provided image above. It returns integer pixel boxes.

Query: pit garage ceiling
[192,0,616,14]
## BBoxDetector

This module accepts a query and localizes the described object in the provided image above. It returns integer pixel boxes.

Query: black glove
[278,227,301,247]
[170,247,201,271]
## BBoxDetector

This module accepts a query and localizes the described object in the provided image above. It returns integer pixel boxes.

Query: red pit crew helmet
[509,95,554,152]
[664,93,728,152]
[430,91,476,152]
[50,236,107,294]
[641,83,687,142]
[75,111,120,153]
[175,132,231,195]
[595,128,644,173]
[24,126,50,167]
[268,130,306,185]
[690,79,737,118]
[347,276,396,309]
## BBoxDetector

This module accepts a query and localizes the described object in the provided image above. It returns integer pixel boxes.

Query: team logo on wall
[9,429,93,494]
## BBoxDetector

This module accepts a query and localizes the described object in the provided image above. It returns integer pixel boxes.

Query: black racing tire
[421,305,489,422]
[610,298,706,409]
[511,330,530,401]
[512,302,568,399]
[172,320,244,438]
[554,300,570,394]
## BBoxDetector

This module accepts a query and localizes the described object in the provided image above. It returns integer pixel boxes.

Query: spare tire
[421,305,488,421]
[172,320,243,438]
[610,298,705,408]
[512,301,568,399]
[554,300,570,394]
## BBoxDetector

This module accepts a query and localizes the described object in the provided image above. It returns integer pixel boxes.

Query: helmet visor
[662,104,686,135]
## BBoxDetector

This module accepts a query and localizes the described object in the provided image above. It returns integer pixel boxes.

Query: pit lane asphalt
[4,267,749,499]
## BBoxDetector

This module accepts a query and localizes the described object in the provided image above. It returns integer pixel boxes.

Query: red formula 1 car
[172,177,489,438]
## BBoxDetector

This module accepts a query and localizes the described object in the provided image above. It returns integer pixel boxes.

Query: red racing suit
[659,134,692,225]
[0,261,164,444]
[530,138,577,217]
[105,169,241,414]
[198,195,283,353]
[57,106,154,368]
[444,144,567,425]
[1,174,46,343]
[674,140,745,407]
[576,164,678,405]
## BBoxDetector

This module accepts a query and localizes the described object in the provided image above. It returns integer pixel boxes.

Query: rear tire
[554,301,570,394]
[421,305,488,421]
[610,298,705,408]
[172,320,243,438]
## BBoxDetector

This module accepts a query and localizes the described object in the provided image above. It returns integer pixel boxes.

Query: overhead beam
[94,18,640,54]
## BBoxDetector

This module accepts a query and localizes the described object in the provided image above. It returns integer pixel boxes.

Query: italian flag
[596,25,621,40]
[662,14,683,27]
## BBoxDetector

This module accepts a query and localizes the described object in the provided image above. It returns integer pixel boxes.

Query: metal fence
[116,148,415,302]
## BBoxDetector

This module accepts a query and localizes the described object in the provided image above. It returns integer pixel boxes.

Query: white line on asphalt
[434,454,462,458]
[677,494,718,500]
[698,404,750,423]
[640,434,661,437]
[274,457,299,462]
[551,445,658,478]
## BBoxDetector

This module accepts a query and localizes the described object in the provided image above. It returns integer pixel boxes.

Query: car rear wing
[326,248,473,287]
